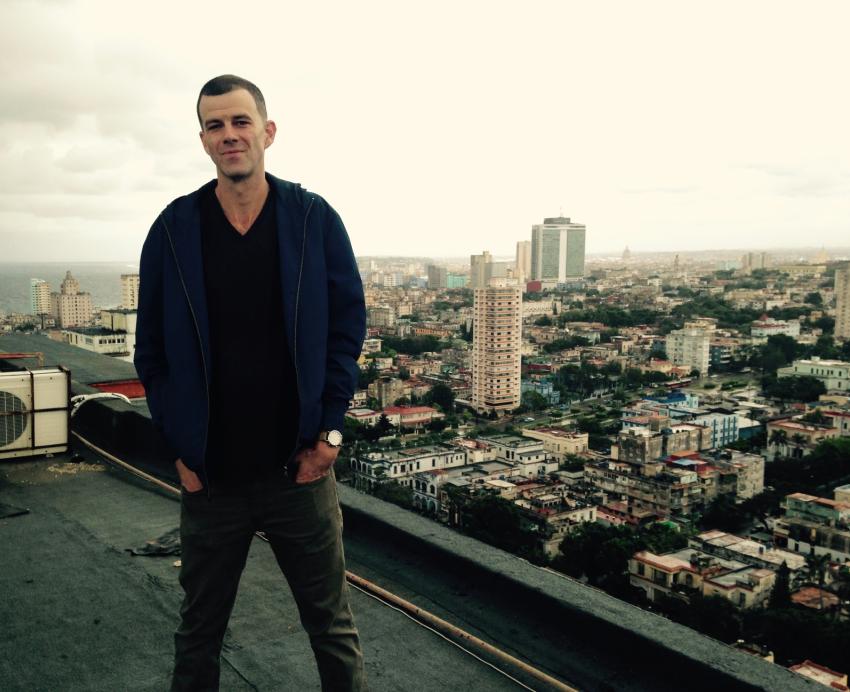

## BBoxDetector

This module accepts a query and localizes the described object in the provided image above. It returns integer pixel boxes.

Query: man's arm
[320,203,366,433]
[134,216,179,463]
[295,203,365,484]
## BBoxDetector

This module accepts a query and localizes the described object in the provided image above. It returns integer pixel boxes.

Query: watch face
[327,430,343,446]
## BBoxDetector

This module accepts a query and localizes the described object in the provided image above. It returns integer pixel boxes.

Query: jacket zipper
[287,196,314,477]
[159,214,212,500]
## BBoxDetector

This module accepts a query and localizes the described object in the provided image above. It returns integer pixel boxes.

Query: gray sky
[2,0,849,262]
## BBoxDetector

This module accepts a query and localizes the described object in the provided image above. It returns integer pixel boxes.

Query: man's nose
[222,123,238,141]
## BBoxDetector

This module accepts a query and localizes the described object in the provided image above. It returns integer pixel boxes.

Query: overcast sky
[2,0,849,263]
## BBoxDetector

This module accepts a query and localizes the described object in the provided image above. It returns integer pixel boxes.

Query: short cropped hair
[196,75,267,127]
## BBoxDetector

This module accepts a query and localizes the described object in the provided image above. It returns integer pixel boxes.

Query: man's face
[198,88,276,182]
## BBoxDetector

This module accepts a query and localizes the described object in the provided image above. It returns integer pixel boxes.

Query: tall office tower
[666,327,711,375]
[49,271,94,328]
[741,251,769,273]
[530,216,586,282]
[515,241,531,282]
[30,279,50,316]
[835,263,850,340]
[469,251,493,289]
[121,274,140,310]
[427,264,448,290]
[622,246,631,264]
[472,281,522,413]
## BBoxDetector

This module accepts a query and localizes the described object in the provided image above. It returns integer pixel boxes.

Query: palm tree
[796,552,833,613]
[790,433,807,459]
[768,429,787,459]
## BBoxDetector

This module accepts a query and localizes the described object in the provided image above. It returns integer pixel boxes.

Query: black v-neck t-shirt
[200,185,299,486]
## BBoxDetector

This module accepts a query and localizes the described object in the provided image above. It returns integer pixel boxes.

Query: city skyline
[2,2,849,263]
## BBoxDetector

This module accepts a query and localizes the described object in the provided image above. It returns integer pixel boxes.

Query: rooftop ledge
[0,334,823,691]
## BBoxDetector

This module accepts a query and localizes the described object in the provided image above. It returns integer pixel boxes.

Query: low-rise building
[777,357,850,393]
[765,419,838,460]
[629,548,775,609]
[690,530,805,573]
[521,427,589,462]
[382,405,444,429]
[750,317,801,339]
[351,444,468,491]
[773,492,850,563]
[63,327,129,356]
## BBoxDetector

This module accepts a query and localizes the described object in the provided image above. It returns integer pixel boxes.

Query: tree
[804,291,823,306]
[763,376,826,403]
[463,494,529,553]
[427,383,455,413]
[534,315,553,326]
[359,359,379,388]
[768,429,788,448]
[371,480,413,509]
[521,390,548,412]
[375,413,395,437]
[769,561,792,609]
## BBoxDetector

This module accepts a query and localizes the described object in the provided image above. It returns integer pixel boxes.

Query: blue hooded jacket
[133,174,366,483]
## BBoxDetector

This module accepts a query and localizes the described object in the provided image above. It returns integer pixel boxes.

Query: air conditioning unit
[0,367,70,460]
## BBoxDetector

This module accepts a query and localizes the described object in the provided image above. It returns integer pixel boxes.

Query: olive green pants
[171,471,365,691]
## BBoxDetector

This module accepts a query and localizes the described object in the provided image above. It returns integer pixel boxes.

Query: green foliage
[556,306,657,328]
[534,315,553,326]
[761,375,826,403]
[769,562,792,609]
[804,291,823,306]
[381,335,448,355]
[462,494,531,554]
[552,522,687,590]
[521,390,549,411]
[542,336,589,353]
[371,480,413,509]
[671,296,760,329]
[744,607,850,669]
[358,359,379,388]
[698,494,749,533]
[425,383,455,413]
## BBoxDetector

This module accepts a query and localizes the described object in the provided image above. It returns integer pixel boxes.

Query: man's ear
[264,119,277,149]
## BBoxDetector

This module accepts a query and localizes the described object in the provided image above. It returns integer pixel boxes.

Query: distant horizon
[3,245,850,266]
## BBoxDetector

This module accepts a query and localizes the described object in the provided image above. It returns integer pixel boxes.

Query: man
[134,74,367,691]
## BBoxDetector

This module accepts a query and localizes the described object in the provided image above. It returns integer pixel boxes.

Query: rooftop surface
[1,450,518,692]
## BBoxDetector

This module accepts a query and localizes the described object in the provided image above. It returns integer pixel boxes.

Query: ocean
[0,262,138,316]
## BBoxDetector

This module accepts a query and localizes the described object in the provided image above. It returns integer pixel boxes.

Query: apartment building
[471,283,522,413]
[665,327,710,375]
[835,262,850,340]
[773,492,850,562]
[120,274,140,310]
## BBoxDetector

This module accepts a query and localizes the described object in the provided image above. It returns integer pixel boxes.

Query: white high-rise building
[30,279,50,315]
[835,263,850,340]
[121,274,140,310]
[515,241,531,283]
[472,282,522,413]
[530,217,586,282]
[666,327,711,375]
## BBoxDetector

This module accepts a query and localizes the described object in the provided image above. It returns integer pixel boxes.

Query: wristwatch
[318,430,344,448]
